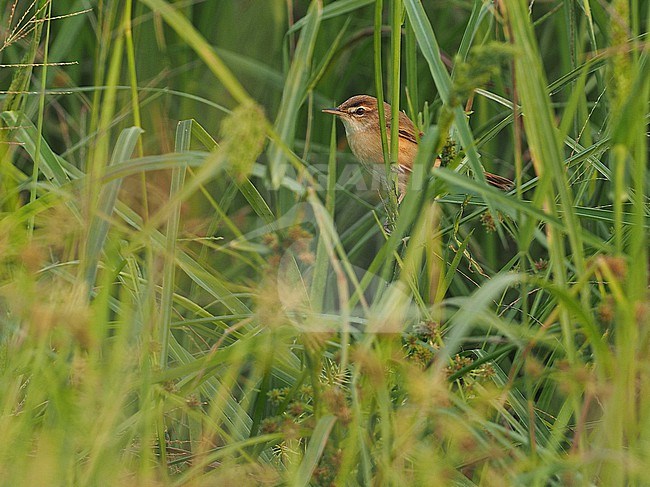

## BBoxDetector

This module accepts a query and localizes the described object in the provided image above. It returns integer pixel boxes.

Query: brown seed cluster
[263,225,315,268]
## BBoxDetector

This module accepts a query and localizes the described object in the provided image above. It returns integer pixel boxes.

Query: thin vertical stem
[123,0,149,220]
[389,0,402,168]
[374,0,389,167]
[30,0,52,236]
[404,16,418,120]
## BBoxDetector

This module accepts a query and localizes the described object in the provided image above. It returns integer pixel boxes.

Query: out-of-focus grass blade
[186,118,277,227]
[488,357,552,446]
[100,152,210,181]
[568,207,646,227]
[307,17,350,92]
[48,0,91,70]
[310,118,339,312]
[456,0,492,61]
[3,190,68,225]
[167,335,252,437]
[138,0,252,105]
[1,111,70,186]
[434,168,610,251]
[451,475,480,486]
[548,52,607,95]
[292,415,337,487]
[403,0,501,228]
[113,199,252,316]
[440,229,472,301]
[504,0,585,275]
[609,52,648,289]
[82,127,143,288]
[184,118,219,150]
[441,192,644,228]
[157,120,191,368]
[172,434,284,487]
[309,191,367,312]
[268,0,322,188]
[402,0,452,101]
[287,0,373,35]
[435,273,522,368]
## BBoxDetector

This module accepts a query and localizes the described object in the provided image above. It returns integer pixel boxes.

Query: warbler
[323,94,513,194]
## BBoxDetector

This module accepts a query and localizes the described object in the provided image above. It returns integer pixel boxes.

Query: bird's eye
[354,107,365,116]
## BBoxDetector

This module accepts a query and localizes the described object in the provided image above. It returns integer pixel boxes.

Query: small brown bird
[323,94,513,195]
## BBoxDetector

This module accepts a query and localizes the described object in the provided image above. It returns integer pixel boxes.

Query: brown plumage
[323,94,513,194]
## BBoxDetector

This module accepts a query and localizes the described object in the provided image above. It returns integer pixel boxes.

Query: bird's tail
[484,171,514,191]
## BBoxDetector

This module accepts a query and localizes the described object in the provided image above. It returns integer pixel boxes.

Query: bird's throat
[346,127,386,166]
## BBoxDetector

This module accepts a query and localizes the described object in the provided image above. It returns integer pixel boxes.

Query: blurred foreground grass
[0,0,648,485]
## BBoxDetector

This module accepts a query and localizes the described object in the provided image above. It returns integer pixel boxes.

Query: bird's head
[322,95,385,135]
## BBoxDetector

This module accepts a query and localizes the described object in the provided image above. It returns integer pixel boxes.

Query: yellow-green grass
[0,0,647,485]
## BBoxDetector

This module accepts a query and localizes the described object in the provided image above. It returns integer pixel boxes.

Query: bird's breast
[347,129,385,166]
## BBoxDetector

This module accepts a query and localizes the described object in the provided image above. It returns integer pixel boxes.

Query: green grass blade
[1,111,70,186]
[138,0,252,105]
[156,120,191,368]
[267,0,322,188]
[292,415,337,487]
[288,0,374,34]
[82,126,143,288]
[403,0,502,229]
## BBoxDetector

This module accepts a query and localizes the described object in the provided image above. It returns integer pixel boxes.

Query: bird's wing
[484,171,514,191]
[398,129,418,144]
[384,110,422,145]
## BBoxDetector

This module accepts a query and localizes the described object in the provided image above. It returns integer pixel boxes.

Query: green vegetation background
[0,0,647,485]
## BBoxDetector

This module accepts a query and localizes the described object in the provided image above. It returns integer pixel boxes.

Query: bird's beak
[322,107,342,116]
